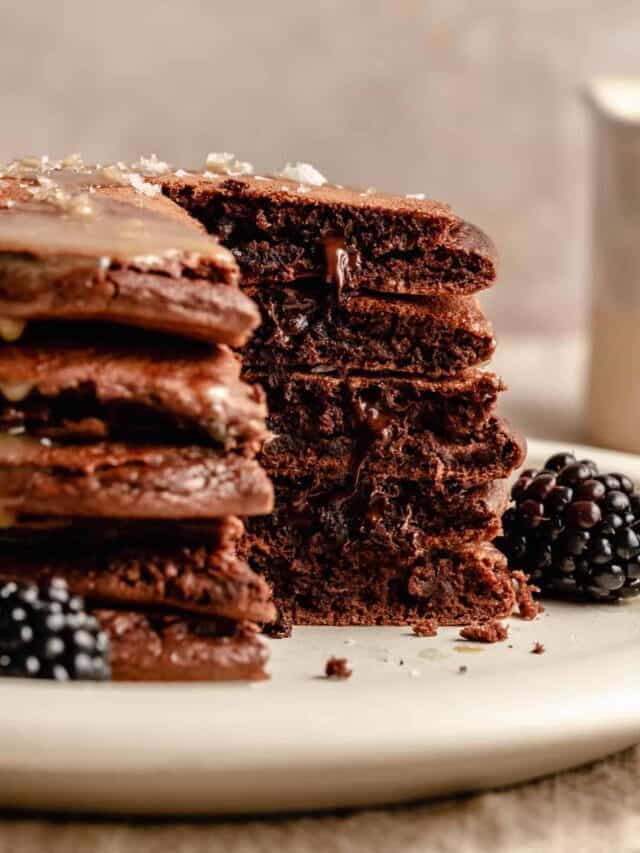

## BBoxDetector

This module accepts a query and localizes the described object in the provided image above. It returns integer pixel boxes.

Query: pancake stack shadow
[0,158,275,680]
[162,164,526,628]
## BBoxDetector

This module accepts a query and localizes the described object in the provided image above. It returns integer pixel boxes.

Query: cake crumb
[459,620,509,644]
[458,665,468,674]
[531,642,545,655]
[411,618,438,637]
[512,570,543,620]
[325,657,352,679]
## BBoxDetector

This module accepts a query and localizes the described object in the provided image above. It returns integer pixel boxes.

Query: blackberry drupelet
[0,578,110,680]
[496,453,640,602]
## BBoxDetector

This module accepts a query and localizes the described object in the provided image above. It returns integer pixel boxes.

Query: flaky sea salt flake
[60,153,84,169]
[131,153,171,175]
[279,162,327,186]
[100,165,129,185]
[127,172,161,197]
[19,155,49,172]
[205,152,254,176]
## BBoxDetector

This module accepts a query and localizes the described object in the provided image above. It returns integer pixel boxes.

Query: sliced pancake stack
[162,161,525,627]
[0,158,274,679]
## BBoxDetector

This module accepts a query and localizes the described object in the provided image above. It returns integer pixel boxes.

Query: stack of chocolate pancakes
[161,161,526,626]
[0,158,275,679]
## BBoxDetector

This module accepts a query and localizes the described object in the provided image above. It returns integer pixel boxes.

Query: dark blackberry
[544,452,576,472]
[614,473,635,495]
[545,485,573,515]
[576,479,606,502]
[512,474,535,502]
[496,451,640,602]
[595,474,622,492]
[0,579,110,681]
[565,501,602,529]
[525,472,556,501]
[518,499,545,527]
[589,536,613,565]
[604,490,630,514]
[557,462,592,486]
[579,459,600,478]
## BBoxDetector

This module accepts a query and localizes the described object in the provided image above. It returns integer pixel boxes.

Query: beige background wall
[1,0,639,335]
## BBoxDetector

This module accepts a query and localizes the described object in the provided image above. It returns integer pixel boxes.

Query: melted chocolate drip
[353,397,393,443]
[323,235,360,301]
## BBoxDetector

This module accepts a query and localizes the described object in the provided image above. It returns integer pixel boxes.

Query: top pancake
[0,158,259,344]
[161,169,497,296]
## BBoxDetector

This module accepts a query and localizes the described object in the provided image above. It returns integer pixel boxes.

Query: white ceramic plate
[2,438,640,816]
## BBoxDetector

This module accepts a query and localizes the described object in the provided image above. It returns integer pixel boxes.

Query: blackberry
[496,453,640,602]
[0,579,111,680]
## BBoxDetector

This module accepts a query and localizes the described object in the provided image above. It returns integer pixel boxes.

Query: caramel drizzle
[0,161,229,266]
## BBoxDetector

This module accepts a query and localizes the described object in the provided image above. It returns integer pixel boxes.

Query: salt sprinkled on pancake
[204,152,254,177]
[278,162,327,186]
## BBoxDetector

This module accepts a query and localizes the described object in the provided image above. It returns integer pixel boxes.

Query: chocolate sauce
[323,234,360,301]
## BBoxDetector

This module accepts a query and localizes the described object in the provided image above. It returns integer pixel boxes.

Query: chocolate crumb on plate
[459,620,509,643]
[458,665,468,674]
[411,618,438,637]
[325,656,352,679]
[531,642,545,655]
[511,570,543,620]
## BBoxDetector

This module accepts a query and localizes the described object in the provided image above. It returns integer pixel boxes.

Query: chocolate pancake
[0,160,259,344]
[243,475,511,568]
[242,284,495,375]
[0,437,274,520]
[0,516,276,624]
[99,610,269,681]
[261,416,525,490]
[0,336,267,448]
[247,541,514,627]
[248,368,504,441]
[161,171,496,296]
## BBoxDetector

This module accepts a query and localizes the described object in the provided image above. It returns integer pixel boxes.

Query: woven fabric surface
[1,747,640,853]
